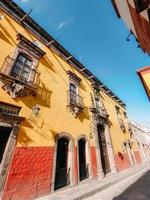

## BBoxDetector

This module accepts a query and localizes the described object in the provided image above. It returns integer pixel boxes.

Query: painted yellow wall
[0,8,138,154]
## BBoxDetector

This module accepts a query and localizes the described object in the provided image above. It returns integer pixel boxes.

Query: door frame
[0,117,23,193]
[51,132,74,192]
[77,135,91,183]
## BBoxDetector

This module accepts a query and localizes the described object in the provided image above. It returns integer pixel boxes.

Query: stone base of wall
[115,152,131,172]
[134,151,142,165]
[74,146,78,185]
[2,147,54,200]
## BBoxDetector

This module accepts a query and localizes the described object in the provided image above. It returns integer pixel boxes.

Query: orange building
[0,1,142,200]
[112,0,150,55]
[137,66,150,100]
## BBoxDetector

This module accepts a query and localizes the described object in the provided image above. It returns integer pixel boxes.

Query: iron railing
[0,56,40,89]
[67,90,84,109]
[54,167,70,190]
[96,105,108,118]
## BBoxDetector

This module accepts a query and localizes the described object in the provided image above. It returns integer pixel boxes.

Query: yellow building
[0,1,142,200]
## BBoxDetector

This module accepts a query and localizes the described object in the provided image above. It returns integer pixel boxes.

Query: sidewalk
[37,162,150,200]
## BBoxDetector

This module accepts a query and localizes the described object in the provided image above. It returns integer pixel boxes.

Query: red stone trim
[134,151,142,164]
[115,152,131,172]
[90,146,98,178]
[2,147,54,200]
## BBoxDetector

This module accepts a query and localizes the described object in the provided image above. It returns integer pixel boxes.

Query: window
[69,83,78,105]
[115,106,120,116]
[70,83,77,94]
[10,53,33,82]
[134,0,149,13]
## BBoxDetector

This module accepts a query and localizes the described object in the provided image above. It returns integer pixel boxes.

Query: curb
[73,164,150,200]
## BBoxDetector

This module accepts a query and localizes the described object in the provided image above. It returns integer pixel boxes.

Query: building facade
[112,0,150,55]
[131,122,150,162]
[0,1,142,200]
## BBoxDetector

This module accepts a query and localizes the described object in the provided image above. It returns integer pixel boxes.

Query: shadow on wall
[13,80,52,108]
[17,127,34,146]
[78,106,90,122]
[113,171,150,200]
[0,23,16,46]
[40,56,56,73]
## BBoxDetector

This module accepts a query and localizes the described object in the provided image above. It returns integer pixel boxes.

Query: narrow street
[85,167,150,200]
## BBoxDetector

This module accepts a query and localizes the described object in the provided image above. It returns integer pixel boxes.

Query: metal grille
[0,56,40,88]
[67,90,84,108]
[0,102,21,115]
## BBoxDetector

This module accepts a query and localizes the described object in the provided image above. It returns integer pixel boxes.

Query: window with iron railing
[134,0,149,13]
[67,90,84,109]
[0,55,40,88]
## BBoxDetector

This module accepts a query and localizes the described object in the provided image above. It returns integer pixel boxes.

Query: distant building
[112,0,150,55]
[131,122,150,162]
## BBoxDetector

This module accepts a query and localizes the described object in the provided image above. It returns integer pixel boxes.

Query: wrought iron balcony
[90,104,108,119]
[67,90,84,110]
[118,118,126,131]
[0,56,40,95]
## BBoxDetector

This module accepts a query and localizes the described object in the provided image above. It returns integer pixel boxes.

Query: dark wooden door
[54,137,69,190]
[0,127,12,164]
[97,125,110,175]
[78,139,88,181]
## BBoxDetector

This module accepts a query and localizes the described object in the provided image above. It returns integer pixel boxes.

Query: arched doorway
[97,124,110,175]
[78,138,89,181]
[54,137,70,190]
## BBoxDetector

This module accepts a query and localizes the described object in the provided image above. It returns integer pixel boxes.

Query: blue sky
[14,0,150,126]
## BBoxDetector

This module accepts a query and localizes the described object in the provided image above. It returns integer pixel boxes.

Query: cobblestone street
[86,168,150,200]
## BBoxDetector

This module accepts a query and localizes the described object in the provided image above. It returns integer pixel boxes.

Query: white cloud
[57,19,73,30]
[21,0,29,2]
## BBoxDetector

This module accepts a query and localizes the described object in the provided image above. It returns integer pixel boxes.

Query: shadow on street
[113,171,150,200]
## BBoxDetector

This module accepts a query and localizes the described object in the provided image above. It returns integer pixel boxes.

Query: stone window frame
[67,70,81,96]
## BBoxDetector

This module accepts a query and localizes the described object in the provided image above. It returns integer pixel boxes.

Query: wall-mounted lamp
[32,104,40,116]
[126,30,133,42]
[0,15,4,20]
[89,132,93,139]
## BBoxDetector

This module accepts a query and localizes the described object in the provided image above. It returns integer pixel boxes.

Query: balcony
[67,90,84,115]
[0,56,40,97]
[118,118,126,132]
[90,104,108,118]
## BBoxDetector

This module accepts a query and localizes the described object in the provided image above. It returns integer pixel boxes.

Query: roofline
[0,0,126,107]
[137,66,150,73]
